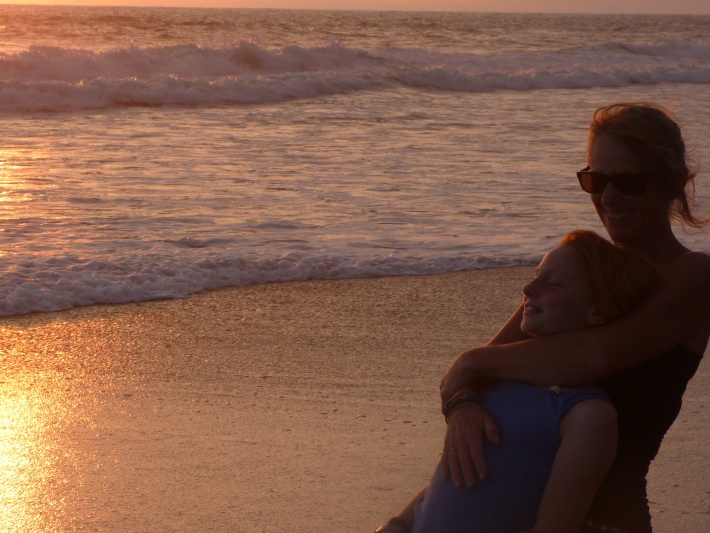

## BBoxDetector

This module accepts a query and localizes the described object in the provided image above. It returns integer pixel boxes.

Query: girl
[378,230,658,533]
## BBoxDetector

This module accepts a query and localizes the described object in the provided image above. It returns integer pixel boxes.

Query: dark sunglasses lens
[577,171,648,195]
[578,173,604,194]
[612,174,647,195]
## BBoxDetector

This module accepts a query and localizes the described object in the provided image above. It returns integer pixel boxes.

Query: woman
[409,230,657,533]
[378,103,710,533]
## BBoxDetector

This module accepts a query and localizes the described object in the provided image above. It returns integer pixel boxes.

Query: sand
[0,267,707,532]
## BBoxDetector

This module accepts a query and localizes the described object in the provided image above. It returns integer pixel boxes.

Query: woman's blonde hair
[562,230,659,323]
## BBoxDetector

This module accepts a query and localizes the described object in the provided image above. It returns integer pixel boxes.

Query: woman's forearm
[440,334,600,404]
[448,254,710,391]
[458,336,601,387]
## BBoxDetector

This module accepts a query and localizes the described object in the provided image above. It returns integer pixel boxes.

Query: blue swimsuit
[412,381,609,533]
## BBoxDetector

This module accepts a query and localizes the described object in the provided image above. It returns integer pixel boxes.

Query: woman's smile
[589,134,671,250]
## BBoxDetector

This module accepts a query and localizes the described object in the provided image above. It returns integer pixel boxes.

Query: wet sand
[0,267,707,532]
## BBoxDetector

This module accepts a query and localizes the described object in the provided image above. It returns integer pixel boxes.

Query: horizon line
[1,3,708,16]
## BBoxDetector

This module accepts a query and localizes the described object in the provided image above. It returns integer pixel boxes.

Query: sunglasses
[576,167,655,196]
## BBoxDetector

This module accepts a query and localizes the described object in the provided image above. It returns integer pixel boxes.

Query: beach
[1,6,709,532]
[1,267,707,532]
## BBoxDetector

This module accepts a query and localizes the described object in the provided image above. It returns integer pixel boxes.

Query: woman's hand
[441,402,500,488]
[440,348,479,406]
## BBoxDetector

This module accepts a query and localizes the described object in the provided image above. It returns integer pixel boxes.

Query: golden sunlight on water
[1,281,515,531]
[0,316,127,532]
[0,360,72,531]
[0,147,40,226]
[0,305,215,531]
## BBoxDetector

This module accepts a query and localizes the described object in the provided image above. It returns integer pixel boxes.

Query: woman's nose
[599,181,624,205]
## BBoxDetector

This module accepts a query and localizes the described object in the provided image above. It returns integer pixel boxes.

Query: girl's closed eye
[521,245,599,337]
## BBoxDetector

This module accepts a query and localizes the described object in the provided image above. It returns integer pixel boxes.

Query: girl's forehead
[538,245,586,276]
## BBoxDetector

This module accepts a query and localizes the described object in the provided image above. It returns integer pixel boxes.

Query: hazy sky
[3,0,710,15]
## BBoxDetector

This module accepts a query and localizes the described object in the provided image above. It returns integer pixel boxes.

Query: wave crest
[0,252,534,316]
[1,39,708,113]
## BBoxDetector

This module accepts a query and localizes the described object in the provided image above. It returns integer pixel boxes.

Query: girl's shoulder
[559,395,617,436]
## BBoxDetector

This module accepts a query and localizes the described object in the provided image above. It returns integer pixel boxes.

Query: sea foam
[0,252,529,316]
[1,39,709,113]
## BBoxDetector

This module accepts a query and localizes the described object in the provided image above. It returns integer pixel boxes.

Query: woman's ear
[587,308,605,327]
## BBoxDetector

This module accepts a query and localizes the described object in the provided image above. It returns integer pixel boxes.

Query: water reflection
[0,317,112,533]
[0,374,70,532]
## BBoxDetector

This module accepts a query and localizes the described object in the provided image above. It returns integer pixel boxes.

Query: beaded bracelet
[442,391,482,423]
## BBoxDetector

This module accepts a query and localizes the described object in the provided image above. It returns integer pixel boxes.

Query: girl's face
[588,133,671,250]
[521,245,601,338]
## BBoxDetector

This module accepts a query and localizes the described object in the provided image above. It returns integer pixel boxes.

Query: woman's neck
[619,226,690,266]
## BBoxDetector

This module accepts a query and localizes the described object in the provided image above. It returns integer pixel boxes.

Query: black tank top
[587,345,703,532]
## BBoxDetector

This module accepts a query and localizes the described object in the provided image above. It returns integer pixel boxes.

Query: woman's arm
[517,398,618,533]
[445,303,530,394]
[437,305,528,486]
[383,306,531,523]
[443,252,710,400]
[441,252,709,485]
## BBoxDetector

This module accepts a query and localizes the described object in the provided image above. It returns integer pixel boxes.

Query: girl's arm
[442,252,710,400]
[517,398,618,533]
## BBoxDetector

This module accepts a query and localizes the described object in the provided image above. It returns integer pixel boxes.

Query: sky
[2,0,710,15]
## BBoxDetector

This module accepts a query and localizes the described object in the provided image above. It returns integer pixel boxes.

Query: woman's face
[521,245,600,338]
[588,133,671,249]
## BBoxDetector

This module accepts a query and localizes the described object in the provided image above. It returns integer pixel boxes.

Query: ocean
[1,5,709,316]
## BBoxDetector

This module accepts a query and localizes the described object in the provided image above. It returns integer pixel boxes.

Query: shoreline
[1,267,707,532]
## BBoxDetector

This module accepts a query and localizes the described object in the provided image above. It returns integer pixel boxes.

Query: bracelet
[443,391,482,423]
[374,516,412,533]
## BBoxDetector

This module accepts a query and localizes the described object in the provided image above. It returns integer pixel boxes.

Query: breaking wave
[1,39,708,113]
